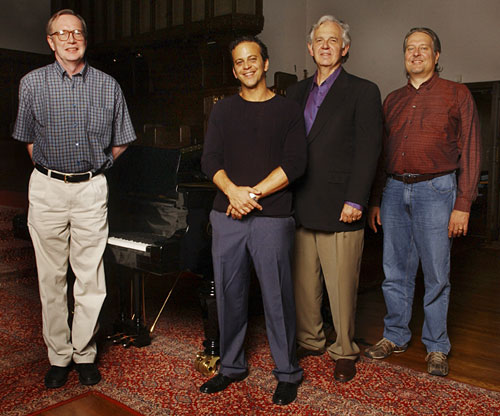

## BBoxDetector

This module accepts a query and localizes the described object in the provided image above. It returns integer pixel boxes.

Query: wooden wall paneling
[172,0,185,26]
[106,0,117,42]
[121,0,132,39]
[467,81,500,241]
[93,0,105,44]
[488,83,500,240]
[131,0,140,37]
[191,0,206,22]
[139,0,152,34]
[155,0,169,30]
[236,0,256,14]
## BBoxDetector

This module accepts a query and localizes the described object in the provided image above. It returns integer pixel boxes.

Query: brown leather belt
[389,171,454,184]
[35,164,102,183]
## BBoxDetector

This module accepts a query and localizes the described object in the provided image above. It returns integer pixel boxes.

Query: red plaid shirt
[370,73,481,212]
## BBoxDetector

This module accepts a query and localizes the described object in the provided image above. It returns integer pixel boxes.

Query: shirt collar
[311,66,343,91]
[53,60,89,81]
[406,72,439,92]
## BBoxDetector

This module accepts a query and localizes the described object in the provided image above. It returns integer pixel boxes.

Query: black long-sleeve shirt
[202,94,307,217]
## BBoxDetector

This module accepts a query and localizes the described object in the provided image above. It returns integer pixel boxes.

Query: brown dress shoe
[334,359,356,382]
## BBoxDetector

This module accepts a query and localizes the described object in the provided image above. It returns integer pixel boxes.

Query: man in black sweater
[200,36,307,405]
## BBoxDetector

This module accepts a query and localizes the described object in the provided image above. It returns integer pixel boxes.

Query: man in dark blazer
[287,14,382,382]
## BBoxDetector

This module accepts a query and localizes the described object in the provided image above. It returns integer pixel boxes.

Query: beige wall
[261,0,500,98]
[261,0,308,85]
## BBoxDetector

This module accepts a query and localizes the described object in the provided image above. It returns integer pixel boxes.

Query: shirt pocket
[87,106,113,145]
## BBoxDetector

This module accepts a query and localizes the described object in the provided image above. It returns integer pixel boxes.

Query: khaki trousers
[28,169,108,366]
[293,227,364,360]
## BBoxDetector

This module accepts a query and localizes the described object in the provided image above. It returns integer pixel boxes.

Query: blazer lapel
[307,69,350,144]
[298,77,314,109]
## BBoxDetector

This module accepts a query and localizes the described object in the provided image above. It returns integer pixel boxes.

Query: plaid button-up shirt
[13,61,136,173]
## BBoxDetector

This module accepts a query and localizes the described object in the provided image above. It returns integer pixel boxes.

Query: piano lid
[106,145,181,201]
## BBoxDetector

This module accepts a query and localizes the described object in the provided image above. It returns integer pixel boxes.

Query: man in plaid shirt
[13,9,136,388]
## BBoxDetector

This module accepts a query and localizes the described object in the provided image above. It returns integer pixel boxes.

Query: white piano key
[107,236,149,252]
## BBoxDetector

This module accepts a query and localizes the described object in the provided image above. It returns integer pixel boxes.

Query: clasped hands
[339,203,362,223]
[225,184,262,220]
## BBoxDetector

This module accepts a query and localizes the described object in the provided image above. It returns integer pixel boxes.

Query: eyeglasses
[50,29,85,41]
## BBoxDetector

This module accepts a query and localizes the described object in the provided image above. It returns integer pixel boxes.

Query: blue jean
[380,174,456,354]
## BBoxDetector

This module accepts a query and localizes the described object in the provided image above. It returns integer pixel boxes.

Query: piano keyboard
[107,236,149,252]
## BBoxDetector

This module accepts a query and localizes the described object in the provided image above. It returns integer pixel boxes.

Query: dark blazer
[287,68,382,233]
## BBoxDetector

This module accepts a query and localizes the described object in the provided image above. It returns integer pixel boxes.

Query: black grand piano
[104,143,220,375]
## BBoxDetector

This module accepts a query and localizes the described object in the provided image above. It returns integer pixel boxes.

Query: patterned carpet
[1,206,500,416]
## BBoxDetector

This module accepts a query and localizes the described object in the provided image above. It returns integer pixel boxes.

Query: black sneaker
[44,365,72,389]
[76,363,102,385]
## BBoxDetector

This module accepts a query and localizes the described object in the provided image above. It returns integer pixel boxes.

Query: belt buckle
[403,174,418,184]
[402,174,412,184]
[64,174,70,183]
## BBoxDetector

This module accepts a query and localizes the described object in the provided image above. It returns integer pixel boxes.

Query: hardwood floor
[33,392,139,416]
[356,233,500,392]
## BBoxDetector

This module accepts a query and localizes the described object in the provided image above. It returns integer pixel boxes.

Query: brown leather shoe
[334,359,356,382]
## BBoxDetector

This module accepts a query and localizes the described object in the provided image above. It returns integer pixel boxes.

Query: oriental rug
[1,206,500,416]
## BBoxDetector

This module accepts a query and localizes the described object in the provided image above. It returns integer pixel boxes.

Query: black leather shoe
[296,345,325,360]
[200,372,248,394]
[272,381,299,405]
[44,365,72,389]
[76,363,101,385]
[334,358,356,382]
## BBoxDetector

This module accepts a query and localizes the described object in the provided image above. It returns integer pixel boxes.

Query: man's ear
[434,51,440,66]
[264,59,269,72]
[232,66,237,79]
[341,44,350,58]
[47,35,55,52]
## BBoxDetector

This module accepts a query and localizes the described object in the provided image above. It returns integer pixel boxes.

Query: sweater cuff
[345,201,364,211]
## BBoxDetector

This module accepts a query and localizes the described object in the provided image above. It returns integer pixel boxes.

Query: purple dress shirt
[304,67,363,212]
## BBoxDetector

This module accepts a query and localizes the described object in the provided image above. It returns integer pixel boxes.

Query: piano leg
[195,275,220,376]
[107,267,151,348]
[126,272,152,347]
[107,265,131,344]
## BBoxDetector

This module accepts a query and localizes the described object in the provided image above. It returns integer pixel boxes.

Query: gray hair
[307,15,351,63]
[46,9,88,37]
[307,14,351,48]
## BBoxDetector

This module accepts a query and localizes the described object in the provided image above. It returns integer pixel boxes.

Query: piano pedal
[107,332,127,343]
[195,351,220,376]
[122,337,134,348]
[115,335,131,345]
